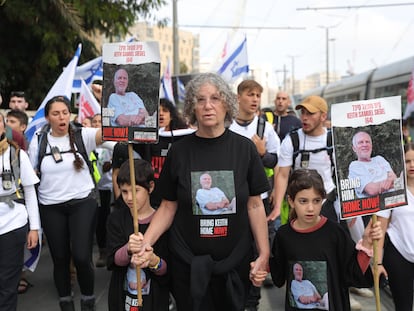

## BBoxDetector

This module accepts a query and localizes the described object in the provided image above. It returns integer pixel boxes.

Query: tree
[179,61,189,74]
[0,0,167,109]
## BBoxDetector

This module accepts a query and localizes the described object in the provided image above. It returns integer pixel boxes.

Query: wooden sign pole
[128,144,143,307]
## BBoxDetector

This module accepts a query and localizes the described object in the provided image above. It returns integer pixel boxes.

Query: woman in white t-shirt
[28,96,102,311]
[377,142,414,311]
[0,113,40,311]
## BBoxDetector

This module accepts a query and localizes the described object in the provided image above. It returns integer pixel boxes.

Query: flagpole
[173,0,179,75]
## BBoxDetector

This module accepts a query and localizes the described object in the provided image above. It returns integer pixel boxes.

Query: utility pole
[275,66,289,90]
[325,27,329,85]
[172,0,179,75]
[319,25,337,85]
[287,55,299,95]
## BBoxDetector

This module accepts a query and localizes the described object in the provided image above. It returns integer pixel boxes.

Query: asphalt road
[17,243,396,311]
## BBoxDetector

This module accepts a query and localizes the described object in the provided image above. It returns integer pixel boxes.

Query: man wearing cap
[268,95,338,222]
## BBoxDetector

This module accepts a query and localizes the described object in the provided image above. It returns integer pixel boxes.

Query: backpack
[36,123,94,181]
[290,128,335,178]
[0,144,24,207]
[256,116,275,178]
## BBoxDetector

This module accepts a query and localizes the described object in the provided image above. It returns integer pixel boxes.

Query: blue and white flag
[25,44,82,142]
[23,229,42,272]
[72,56,103,93]
[161,59,175,105]
[217,37,249,83]
[177,77,185,103]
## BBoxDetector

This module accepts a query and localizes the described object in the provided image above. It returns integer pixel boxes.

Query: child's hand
[362,220,383,247]
[131,244,154,267]
[128,232,144,254]
[249,260,269,287]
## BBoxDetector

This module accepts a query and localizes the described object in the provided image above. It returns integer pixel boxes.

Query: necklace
[236,117,254,127]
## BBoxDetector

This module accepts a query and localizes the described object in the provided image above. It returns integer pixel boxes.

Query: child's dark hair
[404,142,414,153]
[117,159,154,192]
[287,169,326,219]
[7,109,29,126]
[287,169,326,200]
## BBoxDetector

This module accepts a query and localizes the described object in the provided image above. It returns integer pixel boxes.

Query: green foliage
[0,0,166,109]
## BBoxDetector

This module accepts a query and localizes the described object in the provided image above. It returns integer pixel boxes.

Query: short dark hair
[10,91,25,98]
[117,159,154,192]
[7,109,29,126]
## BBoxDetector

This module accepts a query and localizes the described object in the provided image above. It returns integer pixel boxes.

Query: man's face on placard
[352,132,373,162]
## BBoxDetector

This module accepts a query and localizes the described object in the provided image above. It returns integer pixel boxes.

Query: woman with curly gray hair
[183,72,238,128]
[139,72,270,310]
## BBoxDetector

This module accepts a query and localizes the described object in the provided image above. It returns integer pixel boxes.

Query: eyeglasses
[10,91,25,98]
[195,95,222,106]
[276,97,288,100]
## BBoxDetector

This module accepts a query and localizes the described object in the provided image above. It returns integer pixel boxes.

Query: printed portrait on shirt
[288,261,329,310]
[191,170,236,216]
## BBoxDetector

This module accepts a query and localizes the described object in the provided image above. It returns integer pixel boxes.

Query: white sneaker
[349,295,362,310]
[350,287,374,298]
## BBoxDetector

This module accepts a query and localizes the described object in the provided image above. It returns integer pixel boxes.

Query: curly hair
[160,98,187,130]
[183,73,238,127]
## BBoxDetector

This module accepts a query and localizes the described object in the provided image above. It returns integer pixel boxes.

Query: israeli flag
[161,59,175,105]
[25,44,82,142]
[72,56,103,93]
[177,77,185,103]
[217,37,249,83]
[403,68,414,119]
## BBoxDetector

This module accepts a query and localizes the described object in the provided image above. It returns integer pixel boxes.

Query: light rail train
[296,56,414,118]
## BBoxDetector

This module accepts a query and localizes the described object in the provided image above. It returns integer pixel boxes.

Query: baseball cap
[295,95,328,113]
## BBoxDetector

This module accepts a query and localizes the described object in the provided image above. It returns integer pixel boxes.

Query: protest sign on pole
[331,96,407,219]
[101,41,160,143]
[101,41,161,307]
[331,96,407,311]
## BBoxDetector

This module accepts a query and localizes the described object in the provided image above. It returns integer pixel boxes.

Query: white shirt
[377,189,414,263]
[28,127,98,205]
[279,128,336,194]
[0,147,40,235]
[229,115,280,199]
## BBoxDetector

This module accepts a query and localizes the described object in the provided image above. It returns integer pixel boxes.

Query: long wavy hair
[45,96,84,171]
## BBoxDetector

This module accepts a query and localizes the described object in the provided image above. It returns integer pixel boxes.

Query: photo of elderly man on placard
[107,68,149,127]
[348,130,399,198]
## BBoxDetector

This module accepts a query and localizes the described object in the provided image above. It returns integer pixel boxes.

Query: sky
[156,0,414,84]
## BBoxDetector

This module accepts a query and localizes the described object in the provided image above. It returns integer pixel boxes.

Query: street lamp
[318,25,338,85]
